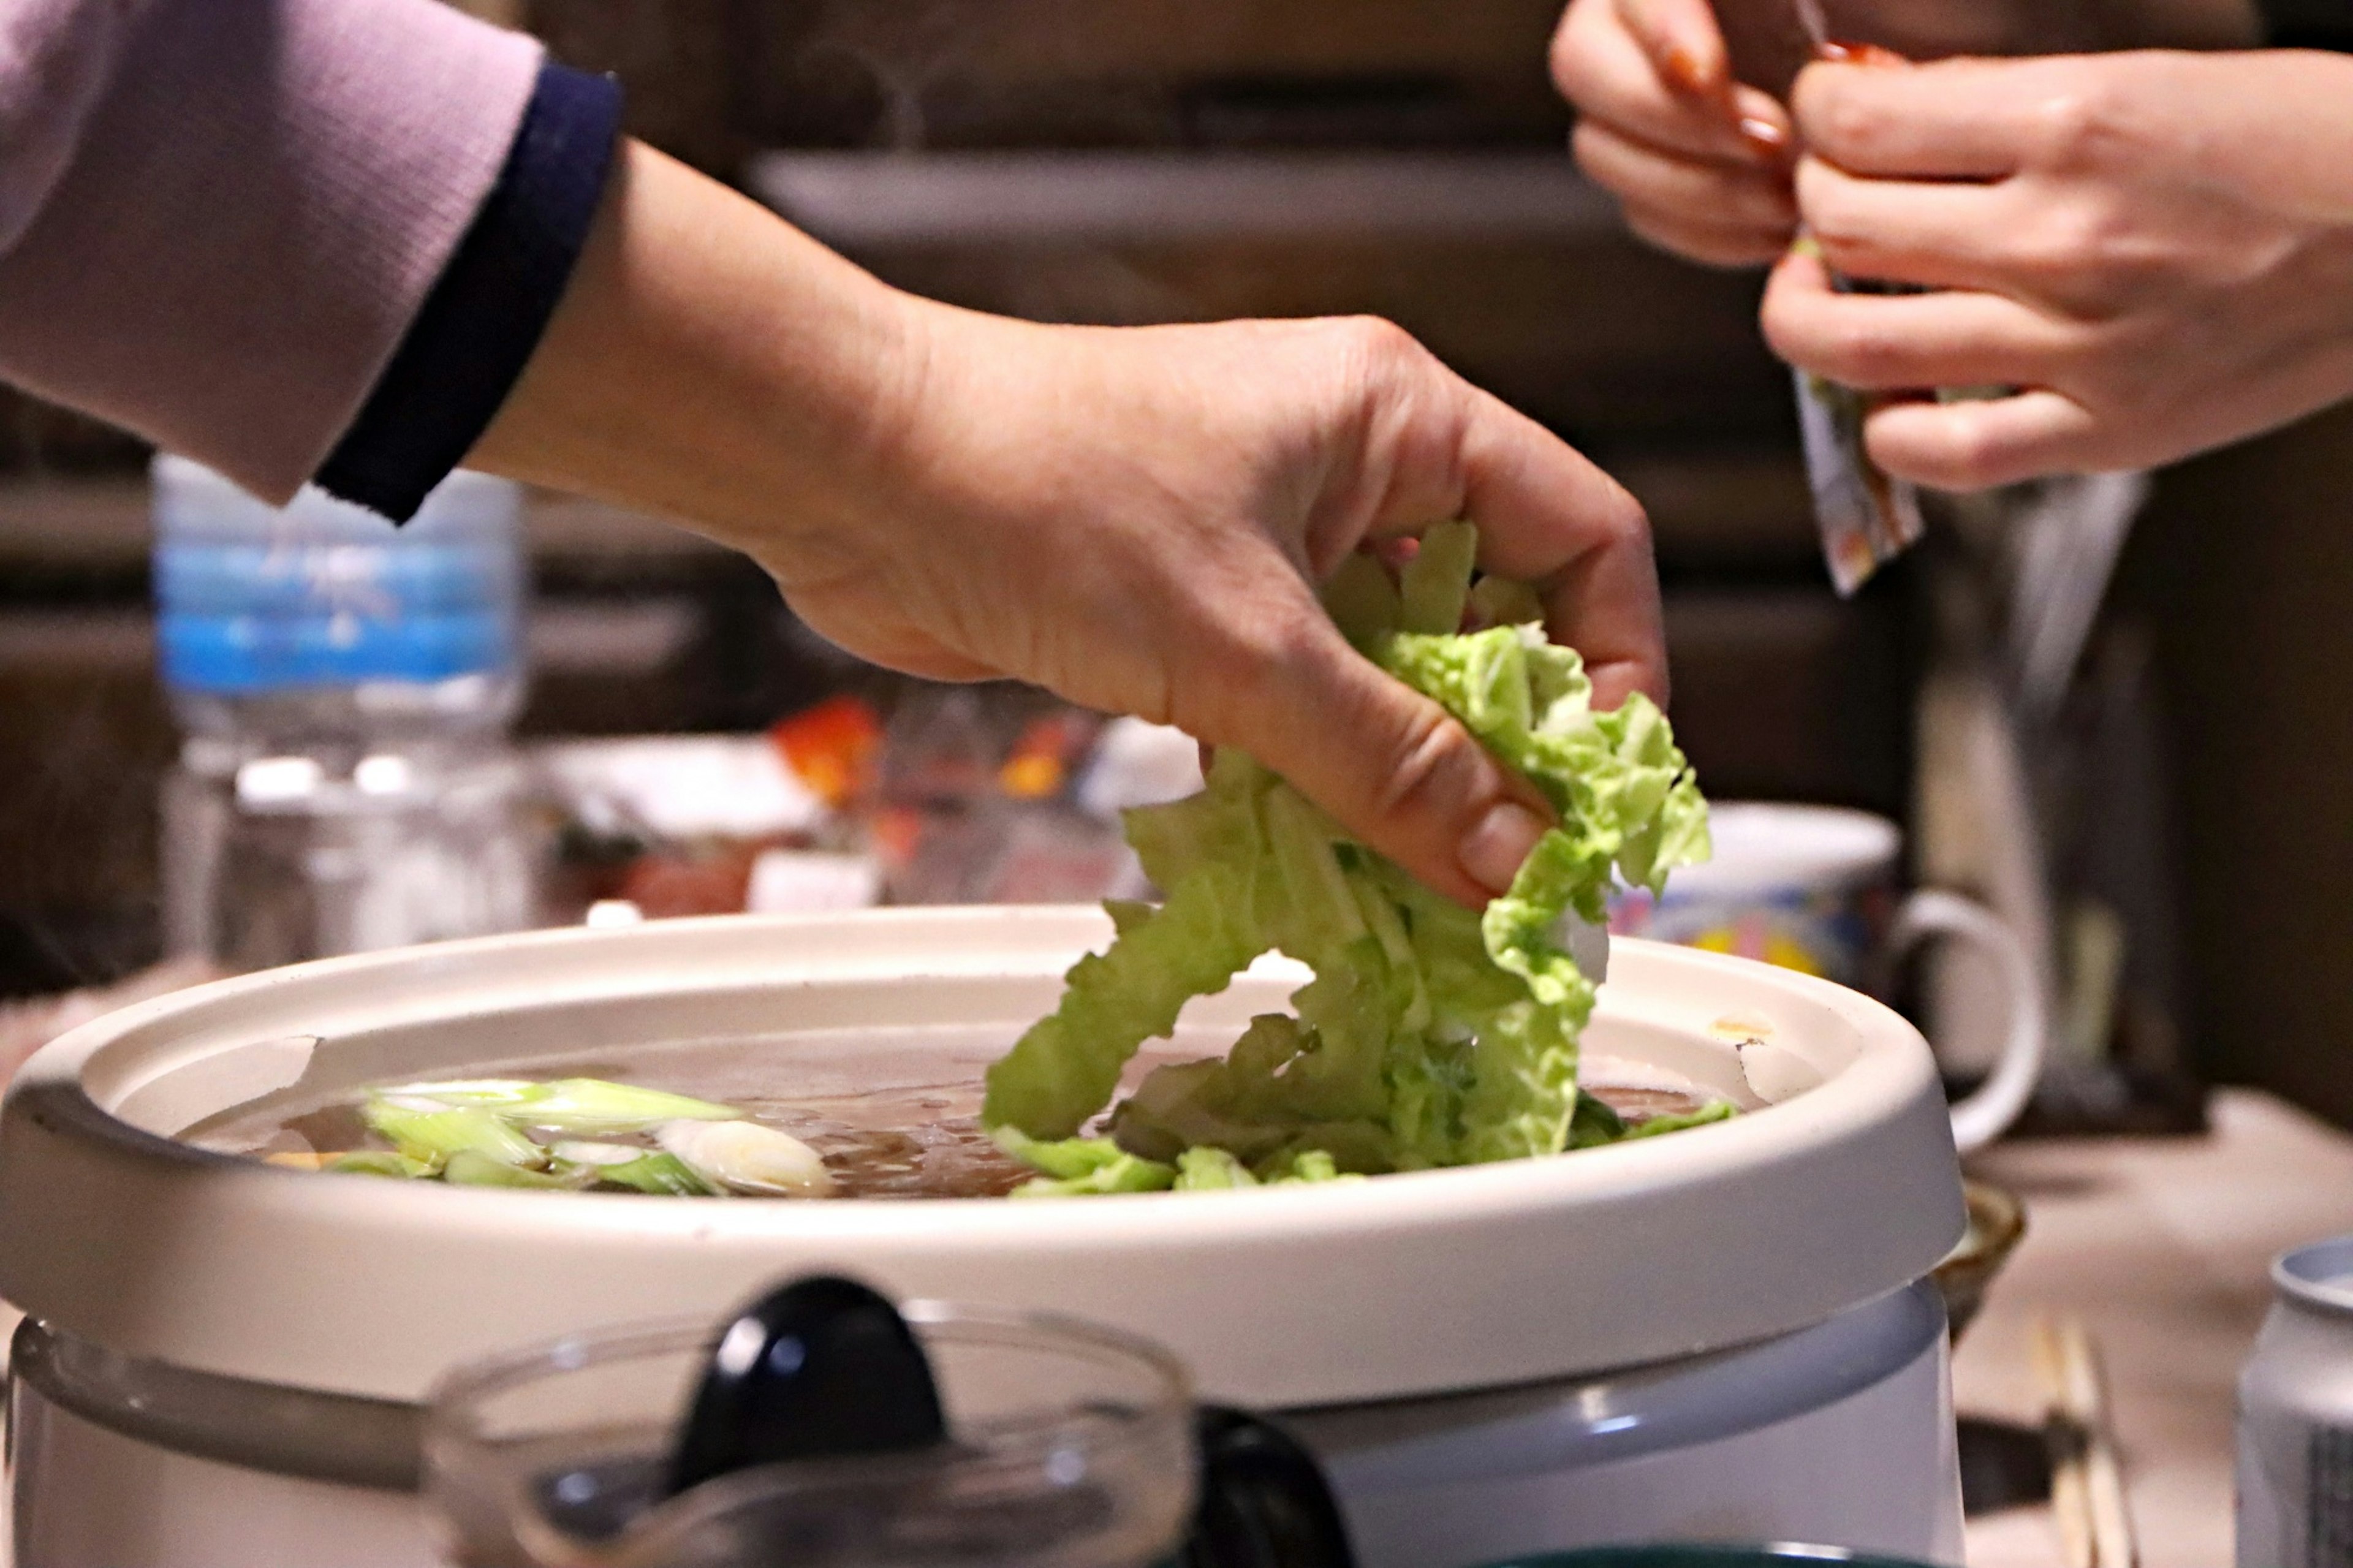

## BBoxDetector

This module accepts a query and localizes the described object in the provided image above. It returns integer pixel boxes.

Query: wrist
[468,142,931,559]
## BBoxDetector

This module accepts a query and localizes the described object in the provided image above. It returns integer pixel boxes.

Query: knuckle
[1820,315,1903,383]
[2026,78,2117,165]
[1368,703,1486,826]
[1337,314,1419,363]
[2019,199,2121,275]
[1921,416,2015,493]
[1759,288,1825,365]
[1170,614,1302,739]
[1588,477,1650,554]
[1795,176,1862,253]
[1812,92,1886,161]
[1202,595,1310,688]
[1331,315,1437,398]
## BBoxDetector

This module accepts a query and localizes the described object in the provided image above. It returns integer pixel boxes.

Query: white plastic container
[0,909,1969,1566]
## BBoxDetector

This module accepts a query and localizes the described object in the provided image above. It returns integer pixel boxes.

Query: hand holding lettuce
[983,523,1715,1192]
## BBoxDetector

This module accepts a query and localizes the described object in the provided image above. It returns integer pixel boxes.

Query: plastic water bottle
[152,456,542,967]
[153,455,524,748]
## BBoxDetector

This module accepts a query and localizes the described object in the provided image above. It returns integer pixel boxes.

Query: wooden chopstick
[2031,1314,2138,1568]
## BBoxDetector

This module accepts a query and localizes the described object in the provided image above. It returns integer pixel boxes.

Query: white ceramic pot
[0,909,1968,1567]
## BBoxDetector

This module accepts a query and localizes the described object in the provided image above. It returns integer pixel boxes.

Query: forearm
[467,141,925,562]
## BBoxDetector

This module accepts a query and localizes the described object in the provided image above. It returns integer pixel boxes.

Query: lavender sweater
[0,0,545,503]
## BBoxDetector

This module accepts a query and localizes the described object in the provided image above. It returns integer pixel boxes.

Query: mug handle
[1177,1406,1358,1568]
[1883,889,2048,1156]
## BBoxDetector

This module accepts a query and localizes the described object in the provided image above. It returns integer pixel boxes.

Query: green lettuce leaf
[983,523,1714,1186]
[1623,1099,1738,1139]
[1173,1147,1260,1189]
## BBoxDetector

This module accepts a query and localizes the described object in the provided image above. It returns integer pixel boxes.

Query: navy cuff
[314,61,624,523]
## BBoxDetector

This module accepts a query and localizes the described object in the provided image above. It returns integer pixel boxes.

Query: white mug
[1610,802,2045,1154]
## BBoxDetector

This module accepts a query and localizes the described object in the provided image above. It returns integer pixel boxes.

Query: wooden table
[1956,1088,2353,1566]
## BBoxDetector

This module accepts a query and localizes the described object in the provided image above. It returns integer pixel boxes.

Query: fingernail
[1817,40,1908,66]
[1738,116,1790,156]
[1460,802,1548,896]
[1661,45,1715,94]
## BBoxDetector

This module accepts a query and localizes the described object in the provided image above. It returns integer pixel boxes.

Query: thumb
[1200,616,1553,908]
[1618,0,1732,96]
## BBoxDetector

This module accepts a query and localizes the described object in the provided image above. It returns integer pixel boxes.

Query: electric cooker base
[9,1281,1960,1568]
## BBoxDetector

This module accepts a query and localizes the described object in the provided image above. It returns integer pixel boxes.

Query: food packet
[1786,29,1925,596]
[1793,249,1927,596]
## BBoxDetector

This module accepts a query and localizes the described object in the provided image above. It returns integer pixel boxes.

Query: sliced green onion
[550,1138,730,1196]
[363,1100,547,1169]
[502,1079,741,1136]
[442,1150,598,1190]
[595,1152,721,1197]
[548,1140,644,1167]
[656,1119,834,1197]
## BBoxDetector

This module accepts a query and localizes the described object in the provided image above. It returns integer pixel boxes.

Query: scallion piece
[656,1119,835,1197]
[501,1079,743,1136]
[442,1151,598,1190]
[597,1152,721,1197]
[362,1100,547,1169]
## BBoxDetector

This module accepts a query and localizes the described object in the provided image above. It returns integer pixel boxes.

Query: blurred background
[1,0,2346,1135]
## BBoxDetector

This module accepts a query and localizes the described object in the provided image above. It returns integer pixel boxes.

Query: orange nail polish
[1738,116,1790,156]
[1661,45,1715,94]
[1817,40,1909,66]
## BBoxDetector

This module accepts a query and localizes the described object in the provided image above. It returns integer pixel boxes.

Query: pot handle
[1885,889,2048,1155]
[1177,1406,1357,1568]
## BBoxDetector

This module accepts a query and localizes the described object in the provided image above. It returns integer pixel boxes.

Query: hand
[476,145,1664,907]
[1550,0,1797,266]
[1762,50,2353,488]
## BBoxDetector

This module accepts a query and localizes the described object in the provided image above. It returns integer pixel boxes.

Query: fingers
[1762,247,2104,487]
[1617,0,1731,96]
[1793,58,2039,180]
[1553,0,1783,165]
[1796,156,2018,292]
[1864,390,2102,490]
[1763,246,2073,390]
[1448,387,1668,711]
[1344,333,1667,706]
[1204,607,1561,906]
[1552,0,1796,267]
[1575,121,1799,238]
[1623,206,1796,268]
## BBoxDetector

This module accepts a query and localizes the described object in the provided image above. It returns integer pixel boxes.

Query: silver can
[2240,1237,2353,1566]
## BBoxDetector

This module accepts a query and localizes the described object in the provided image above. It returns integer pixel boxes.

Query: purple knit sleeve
[0,0,543,502]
